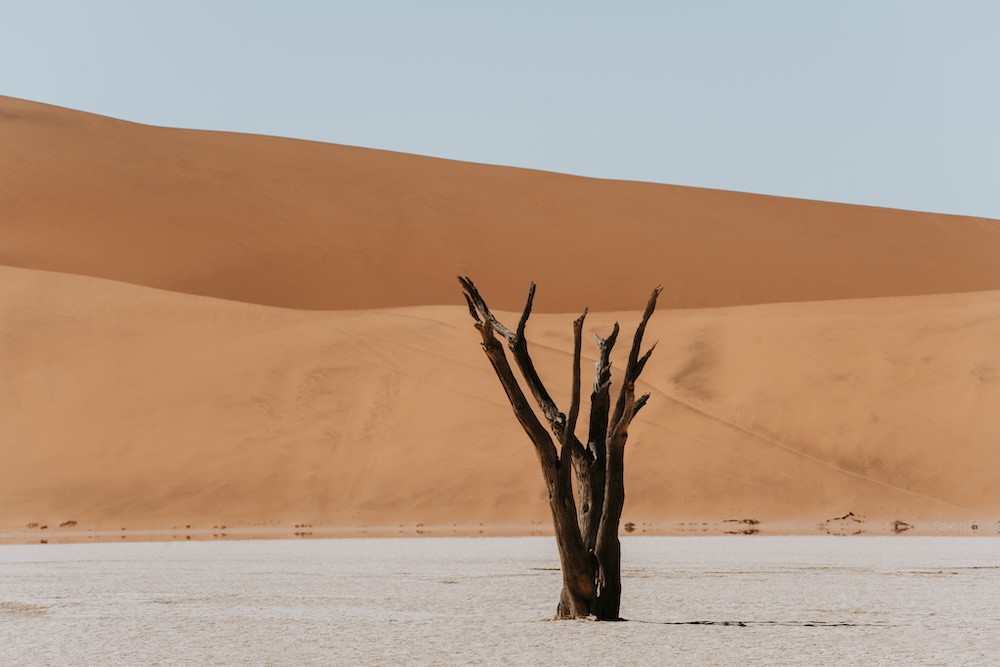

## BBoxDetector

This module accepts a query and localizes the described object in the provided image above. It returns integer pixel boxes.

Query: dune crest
[4,95,1000,313]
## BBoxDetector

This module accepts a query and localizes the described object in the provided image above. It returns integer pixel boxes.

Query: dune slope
[4,266,999,538]
[4,96,1000,312]
[4,97,1000,541]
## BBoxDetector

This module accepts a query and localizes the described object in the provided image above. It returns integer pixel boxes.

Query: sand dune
[5,96,1000,313]
[4,266,999,539]
[4,97,1000,541]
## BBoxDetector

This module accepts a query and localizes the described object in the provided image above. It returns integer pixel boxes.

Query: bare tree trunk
[580,325,617,553]
[594,440,625,619]
[464,298,594,618]
[459,277,659,620]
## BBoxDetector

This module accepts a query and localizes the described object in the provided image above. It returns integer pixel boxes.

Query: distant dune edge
[4,95,1000,312]
[3,97,1000,542]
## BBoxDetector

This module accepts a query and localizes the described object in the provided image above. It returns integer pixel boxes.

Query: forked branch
[460,276,588,455]
[561,309,588,452]
[610,286,662,435]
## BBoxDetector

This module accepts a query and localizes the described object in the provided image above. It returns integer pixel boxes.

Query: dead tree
[459,276,660,620]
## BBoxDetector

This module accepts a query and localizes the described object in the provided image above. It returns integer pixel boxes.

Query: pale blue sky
[3,1,999,218]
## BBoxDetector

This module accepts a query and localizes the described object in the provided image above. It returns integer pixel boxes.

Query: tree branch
[460,276,583,449]
[610,286,661,433]
[458,276,515,340]
[587,324,618,460]
[515,282,536,345]
[469,316,560,472]
[633,393,651,418]
[561,309,588,454]
[578,324,619,553]
[463,293,481,323]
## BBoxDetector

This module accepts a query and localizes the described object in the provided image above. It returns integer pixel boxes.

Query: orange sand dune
[4,95,1000,313]
[4,97,1000,542]
[4,266,999,540]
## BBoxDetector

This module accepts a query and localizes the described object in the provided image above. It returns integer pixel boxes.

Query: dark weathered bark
[580,325,617,553]
[459,277,659,620]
